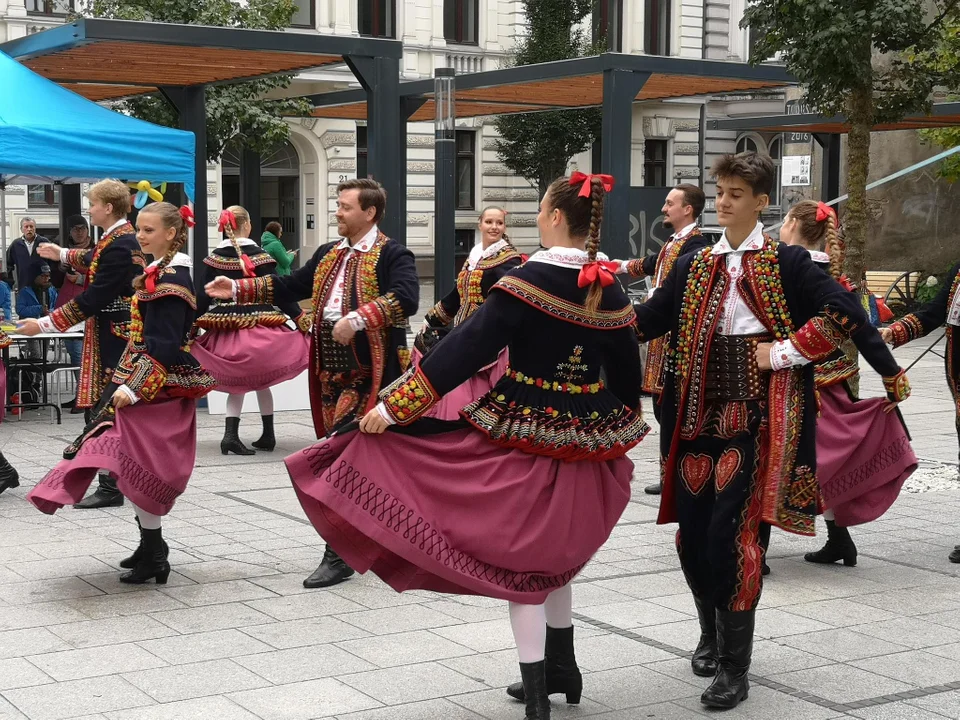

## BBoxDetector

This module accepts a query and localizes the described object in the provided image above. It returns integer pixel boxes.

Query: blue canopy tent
[0,49,195,257]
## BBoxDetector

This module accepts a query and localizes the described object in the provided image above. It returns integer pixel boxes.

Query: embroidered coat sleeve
[426,284,460,328]
[62,248,93,273]
[236,244,330,307]
[46,244,142,332]
[380,290,524,424]
[889,261,960,346]
[632,259,686,342]
[602,324,643,411]
[358,242,420,331]
[254,255,309,330]
[113,294,189,403]
[624,254,658,278]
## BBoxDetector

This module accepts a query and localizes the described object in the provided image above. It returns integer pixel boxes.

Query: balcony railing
[445,51,484,74]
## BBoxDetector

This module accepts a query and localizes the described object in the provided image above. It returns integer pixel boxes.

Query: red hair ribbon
[240,254,256,278]
[217,210,237,233]
[179,206,196,228]
[569,172,615,198]
[578,260,620,289]
[837,274,855,292]
[143,265,160,294]
[816,202,836,223]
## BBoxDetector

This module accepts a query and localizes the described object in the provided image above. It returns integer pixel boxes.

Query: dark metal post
[600,68,650,260]
[822,133,841,203]
[240,147,262,235]
[364,55,403,243]
[433,67,456,303]
[57,184,82,244]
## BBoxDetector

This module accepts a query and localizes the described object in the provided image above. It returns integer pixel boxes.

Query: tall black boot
[119,516,169,569]
[0,452,20,495]
[74,473,124,509]
[119,526,171,585]
[701,609,754,709]
[804,519,857,566]
[506,625,582,703]
[759,523,772,576]
[518,661,551,720]
[252,415,276,451]
[221,417,255,456]
[303,545,355,588]
[691,596,718,677]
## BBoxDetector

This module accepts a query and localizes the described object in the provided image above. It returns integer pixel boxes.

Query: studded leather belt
[705,334,772,401]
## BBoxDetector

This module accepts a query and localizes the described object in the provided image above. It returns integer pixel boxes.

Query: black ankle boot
[701,609,754,709]
[221,417,255,456]
[303,545,355,588]
[691,597,718,677]
[804,519,857,566]
[119,517,169,569]
[252,415,276,451]
[507,625,582,703]
[74,474,124,509]
[518,661,551,720]
[119,527,171,585]
[0,452,20,495]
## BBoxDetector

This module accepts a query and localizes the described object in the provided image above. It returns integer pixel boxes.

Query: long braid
[223,205,254,277]
[584,177,605,313]
[132,202,185,292]
[824,213,844,280]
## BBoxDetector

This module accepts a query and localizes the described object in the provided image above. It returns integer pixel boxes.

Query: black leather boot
[506,625,582,703]
[119,526,171,585]
[518,661,551,719]
[949,543,960,564]
[252,415,276,451]
[643,482,662,495]
[119,517,169,569]
[74,474,124,508]
[691,597,718,677]
[804,519,857,566]
[303,545,355,588]
[701,609,754,709]
[221,417,255,456]
[759,523,772,576]
[0,452,20,495]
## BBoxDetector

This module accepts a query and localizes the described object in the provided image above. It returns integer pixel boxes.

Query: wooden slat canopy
[59,83,158,101]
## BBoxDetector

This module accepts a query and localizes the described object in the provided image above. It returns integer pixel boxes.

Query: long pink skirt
[817,384,917,526]
[192,325,310,393]
[411,348,509,421]
[286,427,633,603]
[28,396,198,516]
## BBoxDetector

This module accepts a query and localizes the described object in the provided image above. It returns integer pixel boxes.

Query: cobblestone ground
[0,336,958,720]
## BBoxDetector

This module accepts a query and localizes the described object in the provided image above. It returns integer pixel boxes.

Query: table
[2,331,84,424]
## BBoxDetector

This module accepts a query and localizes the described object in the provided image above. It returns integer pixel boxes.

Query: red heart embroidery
[715,448,744,493]
[680,453,713,496]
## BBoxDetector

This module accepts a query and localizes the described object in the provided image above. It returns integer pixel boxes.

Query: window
[644,0,671,56]
[592,0,622,51]
[456,131,476,210]
[26,0,73,15]
[27,184,60,208]
[643,140,669,187]
[444,0,478,45]
[768,136,782,206]
[356,125,368,179]
[359,0,396,38]
[735,135,761,154]
[289,0,314,28]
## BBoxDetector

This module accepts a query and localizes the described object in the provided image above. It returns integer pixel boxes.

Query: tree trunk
[843,84,874,289]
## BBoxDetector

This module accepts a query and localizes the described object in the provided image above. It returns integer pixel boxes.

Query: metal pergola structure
[710,102,960,205]
[0,18,403,271]
[305,53,796,260]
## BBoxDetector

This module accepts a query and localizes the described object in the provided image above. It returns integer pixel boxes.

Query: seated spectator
[17,265,57,359]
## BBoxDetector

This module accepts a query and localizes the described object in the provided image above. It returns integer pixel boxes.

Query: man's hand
[37,243,61,261]
[112,391,132,409]
[359,407,390,434]
[756,342,774,371]
[333,316,356,345]
[16,319,42,337]
[879,327,894,344]
[205,276,235,300]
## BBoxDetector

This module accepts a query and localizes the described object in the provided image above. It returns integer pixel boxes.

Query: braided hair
[222,205,254,277]
[787,200,843,279]
[132,202,187,292]
[545,175,608,312]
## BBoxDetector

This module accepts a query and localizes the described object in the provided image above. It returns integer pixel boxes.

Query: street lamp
[434,66,456,303]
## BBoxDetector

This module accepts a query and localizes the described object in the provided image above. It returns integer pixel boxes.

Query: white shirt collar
[216,237,257,249]
[148,252,192,269]
[528,246,610,268]
[807,249,831,264]
[336,225,379,253]
[672,223,698,241]
[103,218,128,236]
[712,222,765,256]
[467,239,510,269]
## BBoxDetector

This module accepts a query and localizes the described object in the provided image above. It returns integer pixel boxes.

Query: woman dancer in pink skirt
[415,206,523,419]
[28,203,216,583]
[0,328,20,495]
[779,200,916,566]
[191,206,311,455]
[214,173,651,719]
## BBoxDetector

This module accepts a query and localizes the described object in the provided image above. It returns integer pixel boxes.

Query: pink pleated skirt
[192,325,310,393]
[286,427,634,603]
[411,348,509,421]
[816,384,917,526]
[28,395,198,516]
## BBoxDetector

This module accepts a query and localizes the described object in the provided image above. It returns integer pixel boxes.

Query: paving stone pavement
[0,337,959,720]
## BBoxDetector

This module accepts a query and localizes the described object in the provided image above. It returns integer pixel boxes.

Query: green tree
[742,0,957,285]
[494,0,601,196]
[79,0,312,161]
[918,9,960,182]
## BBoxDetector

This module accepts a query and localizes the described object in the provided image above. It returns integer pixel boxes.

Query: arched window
[735,135,761,154]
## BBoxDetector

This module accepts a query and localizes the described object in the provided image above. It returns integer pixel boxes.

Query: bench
[864,271,920,299]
